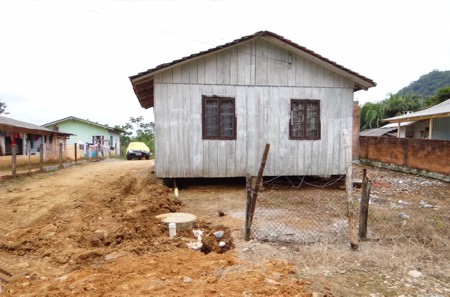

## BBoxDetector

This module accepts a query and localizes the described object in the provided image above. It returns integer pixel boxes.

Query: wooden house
[43,116,123,156]
[130,31,376,178]
[0,115,72,170]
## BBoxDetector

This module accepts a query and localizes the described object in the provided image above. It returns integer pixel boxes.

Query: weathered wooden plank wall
[153,39,354,178]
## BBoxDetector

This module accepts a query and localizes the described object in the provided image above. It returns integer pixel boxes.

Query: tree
[360,102,387,131]
[424,86,450,107]
[360,93,424,131]
[0,100,7,115]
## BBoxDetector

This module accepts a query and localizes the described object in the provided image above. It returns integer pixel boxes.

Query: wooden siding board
[287,51,296,87]
[324,88,335,174]
[217,141,227,176]
[226,139,236,177]
[204,54,217,85]
[163,69,173,83]
[208,141,219,177]
[255,39,268,85]
[181,85,193,177]
[191,85,203,176]
[246,87,257,176]
[172,66,182,83]
[235,86,247,176]
[278,87,291,175]
[154,73,162,83]
[181,64,190,84]
[342,88,354,173]
[153,85,161,175]
[237,45,249,85]
[216,49,231,85]
[254,88,266,174]
[168,84,179,177]
[310,62,319,87]
[159,85,170,177]
[189,60,198,84]
[266,87,280,176]
[267,42,277,86]
[229,47,238,85]
[197,58,205,84]
[250,41,256,85]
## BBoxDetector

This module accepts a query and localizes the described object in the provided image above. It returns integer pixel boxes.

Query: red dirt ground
[0,160,313,296]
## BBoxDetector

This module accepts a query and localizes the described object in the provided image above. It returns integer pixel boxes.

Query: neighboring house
[384,99,450,140]
[0,115,71,158]
[43,116,123,156]
[360,122,415,138]
[130,31,376,178]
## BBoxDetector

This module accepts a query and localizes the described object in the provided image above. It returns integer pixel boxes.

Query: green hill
[397,70,450,98]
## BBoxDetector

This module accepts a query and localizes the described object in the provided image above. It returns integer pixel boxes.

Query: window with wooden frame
[290,99,321,140]
[202,96,236,140]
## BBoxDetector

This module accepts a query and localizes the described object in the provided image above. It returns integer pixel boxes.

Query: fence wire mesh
[249,175,350,244]
[248,165,449,256]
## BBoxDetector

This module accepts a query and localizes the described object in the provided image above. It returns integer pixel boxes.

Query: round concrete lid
[155,212,197,230]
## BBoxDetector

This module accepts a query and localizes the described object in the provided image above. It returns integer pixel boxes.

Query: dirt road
[0,160,312,296]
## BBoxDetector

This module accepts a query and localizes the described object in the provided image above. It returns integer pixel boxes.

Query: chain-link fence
[247,168,450,256]
[249,176,350,244]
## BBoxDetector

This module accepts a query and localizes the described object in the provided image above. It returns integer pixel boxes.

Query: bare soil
[1,159,449,296]
[0,160,312,296]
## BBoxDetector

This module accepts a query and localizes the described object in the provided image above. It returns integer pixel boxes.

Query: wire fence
[248,167,450,256]
[249,175,349,244]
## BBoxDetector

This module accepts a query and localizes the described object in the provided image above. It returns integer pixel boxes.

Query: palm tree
[360,102,387,131]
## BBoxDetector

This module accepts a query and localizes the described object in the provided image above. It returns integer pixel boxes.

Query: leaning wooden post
[343,129,358,250]
[74,143,78,163]
[359,169,372,240]
[58,142,63,169]
[248,144,270,228]
[39,143,44,172]
[244,174,252,241]
[11,144,17,177]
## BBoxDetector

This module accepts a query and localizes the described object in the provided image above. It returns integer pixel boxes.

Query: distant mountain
[397,70,450,98]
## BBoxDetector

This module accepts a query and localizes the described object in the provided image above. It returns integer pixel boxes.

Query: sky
[1,0,450,128]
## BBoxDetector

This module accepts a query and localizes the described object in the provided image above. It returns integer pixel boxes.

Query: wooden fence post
[11,144,17,177]
[58,143,63,169]
[359,169,372,240]
[39,143,44,172]
[74,143,78,162]
[344,129,359,250]
[244,174,252,241]
[244,143,270,241]
[27,139,31,175]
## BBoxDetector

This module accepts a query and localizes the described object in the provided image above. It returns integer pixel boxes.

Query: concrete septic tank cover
[155,212,197,230]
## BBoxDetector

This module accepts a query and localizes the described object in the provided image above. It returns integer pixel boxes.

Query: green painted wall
[44,119,121,156]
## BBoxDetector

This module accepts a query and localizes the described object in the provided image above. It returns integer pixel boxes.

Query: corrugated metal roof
[360,127,397,137]
[43,116,124,133]
[384,98,450,122]
[129,31,376,109]
[0,116,62,134]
